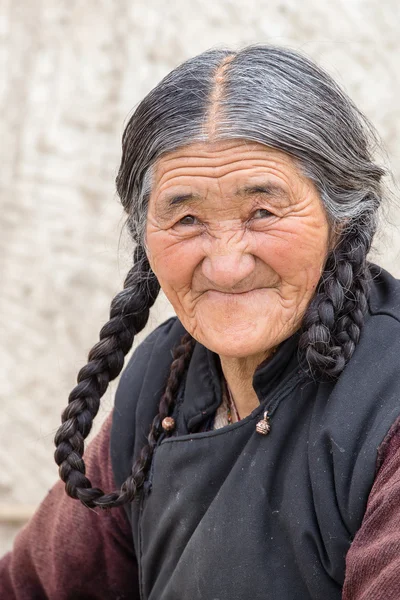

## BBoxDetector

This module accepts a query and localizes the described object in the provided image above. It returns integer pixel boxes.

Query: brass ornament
[256,411,271,436]
[162,416,175,432]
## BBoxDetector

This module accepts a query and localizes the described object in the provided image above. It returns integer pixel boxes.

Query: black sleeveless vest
[111,266,400,600]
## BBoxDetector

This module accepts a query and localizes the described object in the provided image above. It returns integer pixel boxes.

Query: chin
[179,300,294,357]
[195,321,275,358]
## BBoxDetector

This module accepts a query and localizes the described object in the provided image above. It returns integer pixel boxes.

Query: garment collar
[181,330,300,432]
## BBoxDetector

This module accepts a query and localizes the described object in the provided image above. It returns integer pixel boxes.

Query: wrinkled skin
[146,140,331,414]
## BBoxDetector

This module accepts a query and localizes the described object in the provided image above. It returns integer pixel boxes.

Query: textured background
[1,0,400,555]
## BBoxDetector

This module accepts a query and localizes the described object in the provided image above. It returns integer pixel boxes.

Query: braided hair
[54,245,159,506]
[54,45,386,508]
[299,218,375,378]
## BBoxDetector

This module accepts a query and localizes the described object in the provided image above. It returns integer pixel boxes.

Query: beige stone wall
[1,0,400,555]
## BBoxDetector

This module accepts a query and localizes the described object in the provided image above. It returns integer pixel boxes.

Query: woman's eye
[178,215,198,225]
[253,208,273,219]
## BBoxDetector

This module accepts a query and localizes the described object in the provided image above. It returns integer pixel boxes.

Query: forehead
[151,140,308,199]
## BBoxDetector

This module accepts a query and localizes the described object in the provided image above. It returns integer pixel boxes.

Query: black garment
[111,265,400,600]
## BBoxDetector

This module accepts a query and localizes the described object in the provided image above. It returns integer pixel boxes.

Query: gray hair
[116,45,385,246]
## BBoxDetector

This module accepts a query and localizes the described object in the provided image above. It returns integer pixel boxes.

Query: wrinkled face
[146,140,330,359]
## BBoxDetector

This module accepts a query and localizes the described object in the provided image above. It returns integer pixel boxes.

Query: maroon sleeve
[0,412,139,600]
[342,418,400,600]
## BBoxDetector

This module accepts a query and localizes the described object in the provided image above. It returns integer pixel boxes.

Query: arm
[0,413,139,600]
[343,420,400,600]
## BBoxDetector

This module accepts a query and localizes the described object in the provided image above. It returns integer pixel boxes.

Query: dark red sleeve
[0,413,139,600]
[343,418,400,599]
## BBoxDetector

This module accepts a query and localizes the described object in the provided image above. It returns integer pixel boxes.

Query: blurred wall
[1,0,400,554]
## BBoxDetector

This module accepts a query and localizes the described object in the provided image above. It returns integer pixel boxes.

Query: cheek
[146,231,202,293]
[256,219,329,290]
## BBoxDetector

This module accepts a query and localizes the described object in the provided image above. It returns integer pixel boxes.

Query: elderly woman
[1,45,400,600]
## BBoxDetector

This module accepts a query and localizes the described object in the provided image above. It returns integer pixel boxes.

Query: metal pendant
[256,411,271,435]
[162,416,175,432]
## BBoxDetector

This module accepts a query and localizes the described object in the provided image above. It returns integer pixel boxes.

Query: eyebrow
[167,192,203,206]
[158,183,290,215]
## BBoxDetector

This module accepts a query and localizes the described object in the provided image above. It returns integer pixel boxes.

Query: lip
[205,288,267,296]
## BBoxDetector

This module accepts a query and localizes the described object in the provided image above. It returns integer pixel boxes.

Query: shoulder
[350,264,400,370]
[331,265,400,396]
[368,263,400,324]
[331,266,400,435]
[349,264,400,373]
[114,316,184,401]
[111,317,185,488]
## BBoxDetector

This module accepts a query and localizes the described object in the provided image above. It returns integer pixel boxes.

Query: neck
[219,350,274,419]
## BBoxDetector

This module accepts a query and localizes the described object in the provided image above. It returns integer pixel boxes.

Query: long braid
[54,245,160,507]
[299,221,372,379]
[87,333,195,509]
[120,333,195,504]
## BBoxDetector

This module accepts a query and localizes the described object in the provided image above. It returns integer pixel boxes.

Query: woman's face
[146,140,330,359]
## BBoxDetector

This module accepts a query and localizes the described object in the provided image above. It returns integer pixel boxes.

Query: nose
[202,245,256,290]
